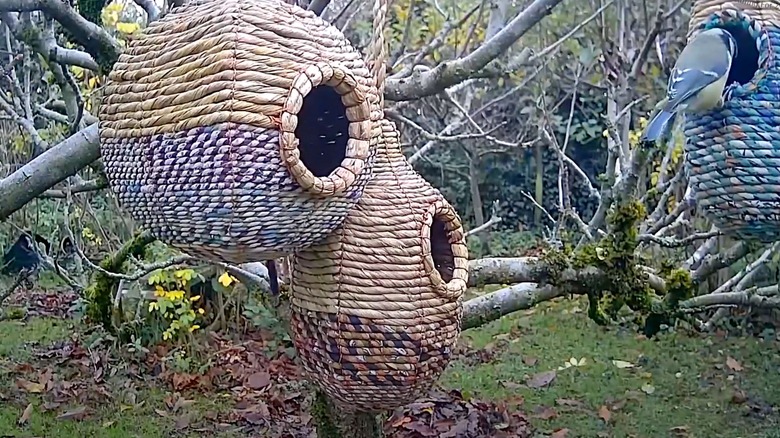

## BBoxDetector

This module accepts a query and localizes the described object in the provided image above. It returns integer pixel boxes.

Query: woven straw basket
[689,1,780,31]
[289,118,469,412]
[99,0,379,263]
[682,5,780,242]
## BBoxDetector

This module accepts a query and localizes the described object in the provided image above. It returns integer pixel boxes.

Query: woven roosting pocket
[682,8,780,241]
[289,118,469,412]
[98,0,378,263]
[688,1,780,32]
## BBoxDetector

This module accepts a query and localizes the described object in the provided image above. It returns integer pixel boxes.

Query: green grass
[441,295,780,438]
[0,318,71,360]
[0,390,244,438]
[1,296,779,438]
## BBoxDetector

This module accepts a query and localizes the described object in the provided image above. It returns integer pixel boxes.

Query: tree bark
[0,123,100,220]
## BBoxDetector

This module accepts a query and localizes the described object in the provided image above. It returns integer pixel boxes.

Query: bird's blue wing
[666,68,722,108]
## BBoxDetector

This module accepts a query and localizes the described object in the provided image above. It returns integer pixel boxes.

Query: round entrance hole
[422,202,469,300]
[280,63,372,196]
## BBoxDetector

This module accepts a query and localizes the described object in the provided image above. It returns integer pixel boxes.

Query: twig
[528,0,615,63]
[465,200,502,238]
[521,191,556,224]
[388,110,504,142]
[540,125,600,201]
[702,241,780,330]
[692,241,751,283]
[1,0,122,70]
[132,0,161,22]
[679,290,780,311]
[638,230,721,247]
[385,0,565,100]
[40,179,107,198]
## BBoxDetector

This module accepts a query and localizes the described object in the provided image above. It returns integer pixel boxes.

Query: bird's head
[710,27,739,60]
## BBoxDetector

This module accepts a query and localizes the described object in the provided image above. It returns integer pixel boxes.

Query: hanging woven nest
[682,6,780,242]
[688,1,780,32]
[99,0,378,263]
[289,118,469,412]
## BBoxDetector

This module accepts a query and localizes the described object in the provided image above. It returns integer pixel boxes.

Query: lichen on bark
[537,199,655,325]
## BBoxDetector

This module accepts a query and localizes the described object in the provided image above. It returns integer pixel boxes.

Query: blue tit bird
[640,27,739,143]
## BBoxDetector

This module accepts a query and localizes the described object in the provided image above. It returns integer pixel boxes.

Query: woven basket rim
[694,8,773,100]
[421,200,469,301]
[280,62,374,197]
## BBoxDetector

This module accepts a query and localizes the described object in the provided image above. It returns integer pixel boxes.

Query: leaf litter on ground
[2,312,543,437]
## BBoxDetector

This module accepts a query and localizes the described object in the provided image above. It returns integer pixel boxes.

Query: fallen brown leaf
[16,379,45,394]
[523,356,539,366]
[243,411,267,425]
[551,428,570,438]
[440,419,470,438]
[174,414,190,430]
[726,356,743,372]
[57,406,87,421]
[731,389,748,404]
[404,420,437,436]
[598,405,612,423]
[556,398,584,408]
[18,403,33,425]
[245,372,271,390]
[391,416,412,427]
[525,370,556,389]
[500,380,524,390]
[531,405,557,420]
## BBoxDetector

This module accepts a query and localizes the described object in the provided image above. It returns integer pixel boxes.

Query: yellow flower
[154,286,165,297]
[189,295,201,302]
[218,271,237,287]
[189,325,200,333]
[165,290,184,301]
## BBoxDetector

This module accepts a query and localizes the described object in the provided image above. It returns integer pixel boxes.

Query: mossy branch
[85,230,156,331]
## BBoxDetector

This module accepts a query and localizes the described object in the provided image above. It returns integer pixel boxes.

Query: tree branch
[463,283,567,329]
[384,0,565,101]
[464,200,502,238]
[308,0,331,15]
[39,179,108,198]
[0,123,100,220]
[0,0,122,70]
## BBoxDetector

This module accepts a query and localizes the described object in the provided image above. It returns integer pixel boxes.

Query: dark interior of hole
[295,86,348,178]
[430,217,455,284]
[715,23,760,86]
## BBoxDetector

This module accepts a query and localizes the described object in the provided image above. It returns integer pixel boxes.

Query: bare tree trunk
[534,142,544,227]
[467,153,490,252]
[313,391,385,438]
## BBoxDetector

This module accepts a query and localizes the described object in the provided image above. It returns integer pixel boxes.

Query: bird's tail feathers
[640,110,676,144]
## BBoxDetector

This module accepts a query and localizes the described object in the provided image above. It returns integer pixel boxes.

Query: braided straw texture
[289,118,469,412]
[369,0,388,108]
[683,9,780,242]
[689,0,780,32]
[99,0,379,263]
